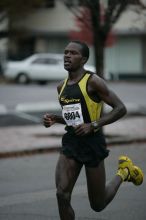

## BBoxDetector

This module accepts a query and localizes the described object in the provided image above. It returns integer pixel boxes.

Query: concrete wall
[13,1,77,33]
[105,36,142,77]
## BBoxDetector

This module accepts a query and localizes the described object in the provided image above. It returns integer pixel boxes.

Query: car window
[31,58,59,65]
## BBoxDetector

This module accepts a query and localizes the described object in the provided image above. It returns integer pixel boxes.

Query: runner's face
[64,43,85,71]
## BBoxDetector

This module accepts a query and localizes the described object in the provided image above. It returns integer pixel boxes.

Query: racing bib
[62,103,84,126]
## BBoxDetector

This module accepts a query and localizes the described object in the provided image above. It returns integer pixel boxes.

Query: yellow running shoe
[130,166,144,185]
[118,155,144,185]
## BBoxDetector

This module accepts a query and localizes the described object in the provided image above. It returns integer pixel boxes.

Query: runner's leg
[55,153,83,220]
[85,160,122,212]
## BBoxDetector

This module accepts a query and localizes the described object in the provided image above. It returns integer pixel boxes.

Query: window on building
[32,57,60,65]
[35,0,55,8]
[65,0,87,7]
[44,0,55,8]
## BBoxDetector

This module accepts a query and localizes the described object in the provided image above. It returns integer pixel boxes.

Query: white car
[4,53,95,84]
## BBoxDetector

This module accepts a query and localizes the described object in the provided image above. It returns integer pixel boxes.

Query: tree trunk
[93,34,104,78]
[88,0,105,78]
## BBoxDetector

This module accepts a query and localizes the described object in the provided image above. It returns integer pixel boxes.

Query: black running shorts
[61,126,109,167]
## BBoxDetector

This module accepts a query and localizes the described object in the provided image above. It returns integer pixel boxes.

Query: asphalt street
[0,143,145,220]
[1,81,146,108]
[0,81,146,220]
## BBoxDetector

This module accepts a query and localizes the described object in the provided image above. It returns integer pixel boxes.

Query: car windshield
[31,57,63,65]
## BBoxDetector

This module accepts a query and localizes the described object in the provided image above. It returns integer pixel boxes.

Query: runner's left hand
[74,123,93,136]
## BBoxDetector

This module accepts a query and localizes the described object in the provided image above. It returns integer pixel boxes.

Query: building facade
[0,12,8,75]
[8,0,146,79]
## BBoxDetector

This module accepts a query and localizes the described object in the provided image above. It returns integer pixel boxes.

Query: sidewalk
[0,116,146,158]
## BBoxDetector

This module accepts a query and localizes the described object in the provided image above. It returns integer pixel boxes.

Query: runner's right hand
[43,113,56,127]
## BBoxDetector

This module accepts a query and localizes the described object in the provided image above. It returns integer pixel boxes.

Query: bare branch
[111,1,128,24]
[0,11,7,23]
[131,0,146,8]
[74,9,92,31]
[60,0,92,30]
[101,0,128,42]
[104,1,118,34]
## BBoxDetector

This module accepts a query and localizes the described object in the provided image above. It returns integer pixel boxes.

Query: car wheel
[16,73,30,84]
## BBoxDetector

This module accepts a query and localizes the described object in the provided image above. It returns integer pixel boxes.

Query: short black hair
[71,40,89,61]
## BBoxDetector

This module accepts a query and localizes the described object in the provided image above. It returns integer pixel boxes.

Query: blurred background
[0,0,146,125]
[1,0,146,81]
[0,1,146,220]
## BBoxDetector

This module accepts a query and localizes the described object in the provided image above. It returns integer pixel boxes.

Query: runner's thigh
[85,161,106,205]
[55,154,83,193]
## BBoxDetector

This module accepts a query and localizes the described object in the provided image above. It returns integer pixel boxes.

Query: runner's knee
[90,201,106,212]
[56,188,71,204]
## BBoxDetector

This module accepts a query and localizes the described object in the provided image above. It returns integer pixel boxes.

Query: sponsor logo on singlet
[61,96,80,104]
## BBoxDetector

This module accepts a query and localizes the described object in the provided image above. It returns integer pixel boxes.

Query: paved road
[0,81,146,109]
[0,143,145,220]
[0,83,58,110]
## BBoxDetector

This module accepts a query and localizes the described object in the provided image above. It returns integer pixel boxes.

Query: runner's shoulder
[86,71,109,93]
[87,71,104,85]
[57,79,65,93]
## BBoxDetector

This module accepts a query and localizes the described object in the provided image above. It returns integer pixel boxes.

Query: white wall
[105,37,142,76]
[34,37,68,53]
[13,1,77,32]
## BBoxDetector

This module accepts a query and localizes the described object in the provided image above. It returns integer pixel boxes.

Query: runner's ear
[82,57,88,65]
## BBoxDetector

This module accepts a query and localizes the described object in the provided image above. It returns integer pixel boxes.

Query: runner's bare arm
[74,74,127,136]
[88,74,127,128]
[43,81,66,127]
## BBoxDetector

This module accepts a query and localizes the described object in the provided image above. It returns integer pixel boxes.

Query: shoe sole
[131,166,144,186]
[118,156,144,185]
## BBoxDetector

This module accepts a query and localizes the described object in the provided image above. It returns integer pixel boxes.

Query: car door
[29,57,65,81]
[44,57,62,80]
[29,57,50,81]
[43,57,67,80]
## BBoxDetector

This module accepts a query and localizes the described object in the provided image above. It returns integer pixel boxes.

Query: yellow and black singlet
[59,72,103,126]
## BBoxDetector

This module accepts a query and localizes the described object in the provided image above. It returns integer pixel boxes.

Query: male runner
[43,41,144,220]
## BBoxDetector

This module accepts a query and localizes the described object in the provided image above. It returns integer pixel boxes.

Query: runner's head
[64,41,89,71]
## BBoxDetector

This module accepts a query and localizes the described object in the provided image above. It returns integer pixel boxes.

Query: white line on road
[12,111,41,123]
[15,102,61,112]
